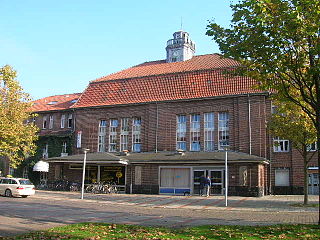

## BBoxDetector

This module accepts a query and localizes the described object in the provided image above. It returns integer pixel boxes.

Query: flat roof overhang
[45,151,269,165]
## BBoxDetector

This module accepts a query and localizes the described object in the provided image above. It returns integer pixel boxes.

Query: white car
[0,177,35,198]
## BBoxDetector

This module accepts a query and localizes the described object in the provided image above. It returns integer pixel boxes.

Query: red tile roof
[74,54,266,108]
[93,54,240,82]
[30,93,81,112]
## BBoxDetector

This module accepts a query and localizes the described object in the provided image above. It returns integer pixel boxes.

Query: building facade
[27,31,318,196]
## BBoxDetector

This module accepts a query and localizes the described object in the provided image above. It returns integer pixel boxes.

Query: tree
[0,65,38,169]
[268,101,317,204]
[206,0,319,199]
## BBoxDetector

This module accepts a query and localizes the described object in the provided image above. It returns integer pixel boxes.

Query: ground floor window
[100,166,125,185]
[160,168,190,194]
[275,168,290,186]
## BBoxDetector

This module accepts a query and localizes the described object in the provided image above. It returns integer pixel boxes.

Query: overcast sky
[0,0,234,100]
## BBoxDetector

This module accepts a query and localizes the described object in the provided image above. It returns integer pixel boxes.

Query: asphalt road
[0,191,318,237]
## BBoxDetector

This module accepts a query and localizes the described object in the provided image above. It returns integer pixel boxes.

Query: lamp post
[223,146,229,207]
[81,148,90,199]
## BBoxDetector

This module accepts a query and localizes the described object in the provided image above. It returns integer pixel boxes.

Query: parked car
[0,177,35,198]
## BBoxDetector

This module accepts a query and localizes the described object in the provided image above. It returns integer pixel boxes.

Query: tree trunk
[303,157,309,205]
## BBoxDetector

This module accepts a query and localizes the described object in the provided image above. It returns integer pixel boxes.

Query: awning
[33,160,49,172]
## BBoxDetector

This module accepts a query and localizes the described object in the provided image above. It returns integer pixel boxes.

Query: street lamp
[81,148,90,199]
[223,146,229,207]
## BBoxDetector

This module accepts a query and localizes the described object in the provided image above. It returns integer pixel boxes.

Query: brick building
[29,30,318,196]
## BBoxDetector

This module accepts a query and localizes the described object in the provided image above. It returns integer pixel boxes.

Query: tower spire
[180,17,183,31]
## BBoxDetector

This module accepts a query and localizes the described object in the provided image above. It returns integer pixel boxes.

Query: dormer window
[47,101,58,105]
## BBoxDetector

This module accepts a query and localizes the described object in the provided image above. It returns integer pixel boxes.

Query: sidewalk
[34,190,319,212]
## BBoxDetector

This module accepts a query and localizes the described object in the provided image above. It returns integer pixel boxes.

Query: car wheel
[21,195,28,198]
[5,189,12,197]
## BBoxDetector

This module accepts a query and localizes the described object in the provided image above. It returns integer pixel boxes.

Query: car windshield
[19,179,33,185]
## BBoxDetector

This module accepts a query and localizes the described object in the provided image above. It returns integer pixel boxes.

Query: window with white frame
[42,143,48,159]
[61,114,65,128]
[67,114,73,128]
[218,112,229,150]
[120,118,129,151]
[190,114,201,151]
[176,115,187,151]
[42,116,47,129]
[275,168,290,186]
[204,112,214,151]
[49,115,54,129]
[62,141,67,154]
[109,119,118,152]
[273,137,290,152]
[307,142,318,152]
[98,120,107,152]
[132,117,141,152]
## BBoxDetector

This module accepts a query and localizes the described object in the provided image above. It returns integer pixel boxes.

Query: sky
[0,0,234,100]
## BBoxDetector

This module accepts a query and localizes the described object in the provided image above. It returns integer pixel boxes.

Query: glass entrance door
[193,170,206,195]
[210,170,223,195]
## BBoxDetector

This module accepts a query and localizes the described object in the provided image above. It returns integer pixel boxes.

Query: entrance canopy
[46,152,129,165]
[45,151,268,165]
[33,160,49,172]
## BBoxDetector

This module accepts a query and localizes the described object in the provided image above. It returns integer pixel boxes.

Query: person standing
[199,175,206,196]
[205,175,211,197]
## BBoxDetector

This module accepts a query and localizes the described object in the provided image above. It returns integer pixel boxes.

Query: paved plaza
[0,190,318,237]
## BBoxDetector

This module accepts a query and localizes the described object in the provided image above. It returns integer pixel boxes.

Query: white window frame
[43,143,49,159]
[42,116,47,129]
[273,137,290,152]
[62,142,67,154]
[108,119,118,152]
[120,118,129,151]
[49,115,54,129]
[190,114,201,151]
[61,114,65,128]
[307,142,318,152]
[176,115,187,151]
[218,112,229,150]
[98,120,107,152]
[204,112,214,151]
[132,117,141,152]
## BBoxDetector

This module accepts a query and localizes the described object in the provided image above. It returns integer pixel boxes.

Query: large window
[132,117,141,152]
[120,118,129,151]
[49,115,54,129]
[67,114,73,128]
[109,119,118,152]
[176,115,187,151]
[275,168,290,186]
[42,143,48,159]
[60,114,65,128]
[42,116,47,129]
[98,120,107,152]
[218,112,229,150]
[204,112,214,151]
[190,114,201,151]
[160,168,190,188]
[273,137,290,152]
